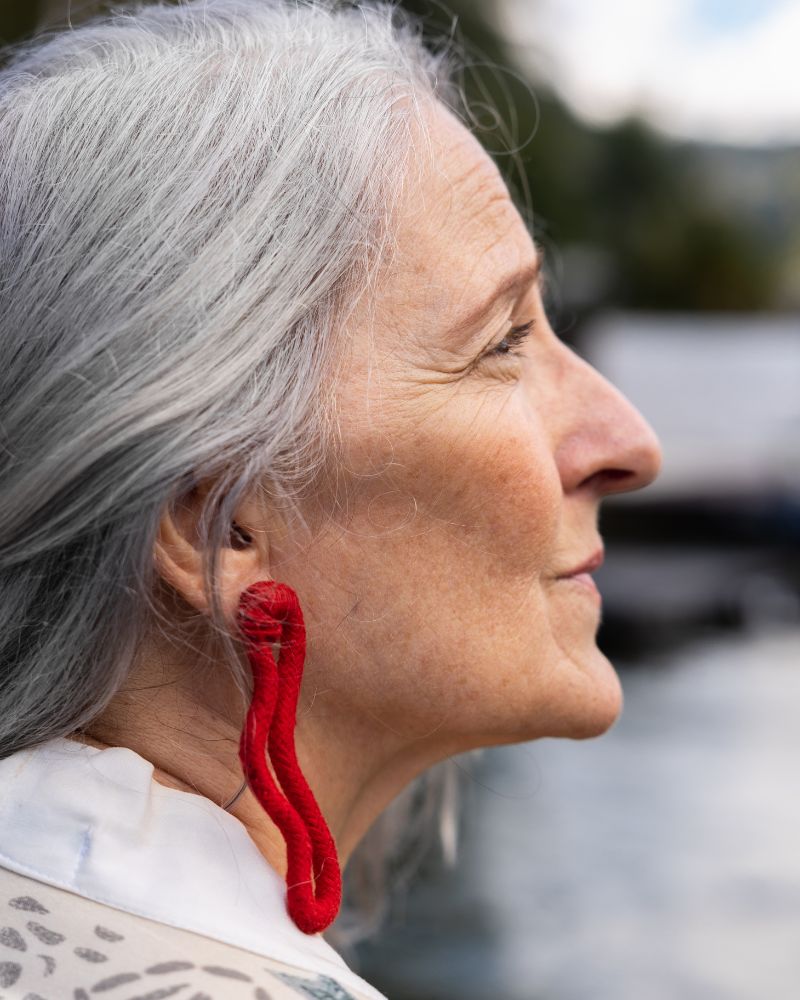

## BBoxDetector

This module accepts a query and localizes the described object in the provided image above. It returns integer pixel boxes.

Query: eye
[483,320,535,360]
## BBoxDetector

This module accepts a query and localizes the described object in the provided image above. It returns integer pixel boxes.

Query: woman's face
[269,100,662,760]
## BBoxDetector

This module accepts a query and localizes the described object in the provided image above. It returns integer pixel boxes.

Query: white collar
[0,736,385,1000]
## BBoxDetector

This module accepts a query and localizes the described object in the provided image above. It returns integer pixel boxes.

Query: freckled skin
[281,101,662,755]
[79,99,663,878]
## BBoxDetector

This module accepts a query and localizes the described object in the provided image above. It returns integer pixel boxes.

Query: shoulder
[0,865,376,1000]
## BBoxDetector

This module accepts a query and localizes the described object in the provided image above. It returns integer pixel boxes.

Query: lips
[556,546,604,579]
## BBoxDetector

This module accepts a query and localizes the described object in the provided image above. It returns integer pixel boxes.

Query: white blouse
[0,736,387,999]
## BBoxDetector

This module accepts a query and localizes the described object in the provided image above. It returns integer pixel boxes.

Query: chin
[566,651,624,739]
[471,644,624,748]
[491,662,623,748]
[529,645,624,742]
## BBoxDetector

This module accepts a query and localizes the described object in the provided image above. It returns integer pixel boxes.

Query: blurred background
[2,0,798,997]
[348,3,800,998]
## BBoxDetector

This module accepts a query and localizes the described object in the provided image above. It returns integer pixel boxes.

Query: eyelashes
[483,319,535,360]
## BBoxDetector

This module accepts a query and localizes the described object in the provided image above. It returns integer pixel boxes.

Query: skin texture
[72,100,662,885]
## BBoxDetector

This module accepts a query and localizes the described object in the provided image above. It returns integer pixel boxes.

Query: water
[353,624,800,1000]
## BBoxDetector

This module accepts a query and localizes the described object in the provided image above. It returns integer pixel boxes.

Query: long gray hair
[0,0,480,951]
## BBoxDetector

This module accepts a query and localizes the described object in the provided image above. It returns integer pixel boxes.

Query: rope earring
[235,579,342,935]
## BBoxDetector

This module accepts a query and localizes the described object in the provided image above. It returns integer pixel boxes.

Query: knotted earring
[235,579,342,935]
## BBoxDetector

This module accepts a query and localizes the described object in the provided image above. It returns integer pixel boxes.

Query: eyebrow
[447,247,544,342]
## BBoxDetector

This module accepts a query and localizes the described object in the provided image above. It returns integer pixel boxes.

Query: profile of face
[152,98,662,862]
[271,99,661,737]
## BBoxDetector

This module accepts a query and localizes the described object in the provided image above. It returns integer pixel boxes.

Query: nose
[552,342,663,498]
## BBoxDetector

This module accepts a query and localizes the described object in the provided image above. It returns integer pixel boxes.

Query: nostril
[583,468,634,494]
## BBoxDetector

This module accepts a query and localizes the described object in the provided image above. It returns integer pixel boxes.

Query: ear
[154,481,271,623]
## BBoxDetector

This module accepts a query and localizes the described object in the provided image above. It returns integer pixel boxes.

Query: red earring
[235,579,342,935]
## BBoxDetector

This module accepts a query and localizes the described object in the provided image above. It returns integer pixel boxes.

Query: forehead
[381,101,534,332]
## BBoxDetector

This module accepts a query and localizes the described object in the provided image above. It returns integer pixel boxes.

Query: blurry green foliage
[402,0,783,318]
[1,0,786,318]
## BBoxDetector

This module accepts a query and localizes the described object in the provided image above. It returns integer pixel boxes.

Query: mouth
[555,571,601,600]
[557,546,604,578]
[553,545,604,601]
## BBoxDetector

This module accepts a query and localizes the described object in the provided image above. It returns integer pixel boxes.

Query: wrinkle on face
[372,111,534,373]
[84,96,661,882]
[286,99,642,769]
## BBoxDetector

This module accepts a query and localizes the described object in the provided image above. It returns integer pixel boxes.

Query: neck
[66,640,444,878]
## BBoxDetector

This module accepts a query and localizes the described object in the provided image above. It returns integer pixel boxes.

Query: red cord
[236,579,342,935]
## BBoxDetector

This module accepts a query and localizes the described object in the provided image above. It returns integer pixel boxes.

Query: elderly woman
[0,0,661,997]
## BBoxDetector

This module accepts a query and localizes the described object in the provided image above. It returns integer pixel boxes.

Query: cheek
[400,389,562,579]
[328,375,562,572]
[301,385,563,707]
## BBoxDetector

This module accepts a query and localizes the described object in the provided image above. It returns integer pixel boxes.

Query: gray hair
[0,0,479,950]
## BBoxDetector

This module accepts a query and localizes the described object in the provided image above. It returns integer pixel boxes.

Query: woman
[0,0,662,997]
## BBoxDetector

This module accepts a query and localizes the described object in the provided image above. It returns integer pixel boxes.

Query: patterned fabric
[0,739,385,999]
[0,867,375,1000]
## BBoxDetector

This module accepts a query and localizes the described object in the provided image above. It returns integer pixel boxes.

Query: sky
[494,0,800,145]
